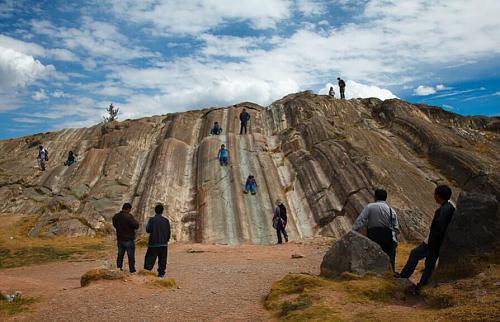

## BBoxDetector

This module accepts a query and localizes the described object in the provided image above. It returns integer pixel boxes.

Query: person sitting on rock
[239,108,251,135]
[64,151,76,166]
[396,185,455,290]
[273,199,288,244]
[218,144,229,166]
[144,203,171,279]
[112,203,140,273]
[210,121,223,135]
[328,86,335,98]
[244,175,257,195]
[37,145,49,171]
[352,189,400,271]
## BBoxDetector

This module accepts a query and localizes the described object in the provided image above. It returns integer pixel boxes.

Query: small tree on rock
[103,103,119,123]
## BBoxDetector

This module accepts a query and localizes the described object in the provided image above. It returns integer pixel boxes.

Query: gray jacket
[352,201,400,242]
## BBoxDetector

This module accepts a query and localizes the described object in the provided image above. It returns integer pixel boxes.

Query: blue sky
[0,0,499,139]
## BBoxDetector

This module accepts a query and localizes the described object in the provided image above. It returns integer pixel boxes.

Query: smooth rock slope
[0,92,498,244]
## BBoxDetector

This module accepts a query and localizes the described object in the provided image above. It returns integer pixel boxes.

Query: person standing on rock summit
[144,203,171,279]
[112,203,140,273]
[352,189,400,271]
[337,77,346,99]
[396,185,455,290]
[239,108,251,134]
[273,200,288,244]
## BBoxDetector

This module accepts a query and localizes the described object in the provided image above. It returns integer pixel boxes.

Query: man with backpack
[273,200,288,244]
[37,145,49,171]
[144,203,171,279]
[337,77,346,99]
[352,189,400,271]
[239,108,250,134]
[112,203,140,273]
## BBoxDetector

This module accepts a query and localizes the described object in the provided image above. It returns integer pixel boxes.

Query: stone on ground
[320,231,391,278]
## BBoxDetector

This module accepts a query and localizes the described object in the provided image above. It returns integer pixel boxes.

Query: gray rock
[435,192,500,280]
[320,231,391,278]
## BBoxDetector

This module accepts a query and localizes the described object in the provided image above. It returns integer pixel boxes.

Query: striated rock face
[0,92,498,243]
[320,231,391,277]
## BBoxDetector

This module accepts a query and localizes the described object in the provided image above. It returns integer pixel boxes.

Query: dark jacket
[338,79,346,88]
[239,111,250,123]
[112,211,140,241]
[146,214,171,247]
[427,201,455,255]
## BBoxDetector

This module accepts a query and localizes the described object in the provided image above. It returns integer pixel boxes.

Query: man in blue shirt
[218,144,229,166]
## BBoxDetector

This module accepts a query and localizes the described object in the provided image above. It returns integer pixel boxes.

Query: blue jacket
[146,214,171,247]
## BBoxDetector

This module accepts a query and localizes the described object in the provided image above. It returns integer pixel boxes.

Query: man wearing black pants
[397,185,455,289]
[337,77,346,99]
[239,108,250,134]
[273,200,288,244]
[144,203,171,279]
[112,203,139,273]
[352,189,400,271]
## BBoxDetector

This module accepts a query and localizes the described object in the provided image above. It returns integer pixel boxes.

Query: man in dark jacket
[239,108,251,134]
[273,199,288,244]
[112,203,139,273]
[337,77,346,99]
[397,185,455,288]
[144,203,171,278]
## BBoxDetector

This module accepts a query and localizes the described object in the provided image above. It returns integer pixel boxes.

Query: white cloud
[435,84,451,91]
[414,85,437,96]
[493,91,500,96]
[12,117,43,123]
[32,88,48,101]
[319,80,397,100]
[52,90,66,98]
[0,34,79,62]
[0,47,48,92]
[296,0,326,16]
[106,0,292,34]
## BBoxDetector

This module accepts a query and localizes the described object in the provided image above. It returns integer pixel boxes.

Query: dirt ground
[0,241,330,322]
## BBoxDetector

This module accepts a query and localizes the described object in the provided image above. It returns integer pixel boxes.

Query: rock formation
[0,92,498,244]
[320,231,391,277]
[435,191,500,280]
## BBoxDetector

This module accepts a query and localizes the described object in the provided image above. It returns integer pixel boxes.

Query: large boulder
[435,192,500,280]
[320,231,392,278]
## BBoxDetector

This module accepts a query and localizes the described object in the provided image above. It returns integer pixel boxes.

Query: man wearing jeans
[112,203,139,273]
[144,204,171,279]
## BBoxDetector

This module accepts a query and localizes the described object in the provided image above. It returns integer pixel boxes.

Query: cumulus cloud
[319,80,397,100]
[52,90,66,98]
[0,47,47,92]
[414,84,451,96]
[493,91,500,96]
[32,88,48,100]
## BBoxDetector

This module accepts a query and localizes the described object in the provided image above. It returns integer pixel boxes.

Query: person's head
[374,189,387,202]
[39,145,43,150]
[221,144,225,149]
[434,185,452,204]
[276,199,282,205]
[243,108,246,112]
[69,151,74,156]
[122,203,132,213]
[155,203,164,215]
[337,77,341,80]
[330,86,333,90]
[214,121,219,125]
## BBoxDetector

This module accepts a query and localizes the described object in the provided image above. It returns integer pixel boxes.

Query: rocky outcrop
[0,92,498,243]
[320,231,391,277]
[435,192,500,280]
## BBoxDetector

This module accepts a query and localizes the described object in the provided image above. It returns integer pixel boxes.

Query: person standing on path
[337,77,346,99]
[144,203,171,279]
[37,145,49,171]
[239,108,251,134]
[396,185,455,290]
[352,189,400,271]
[112,203,139,273]
[273,200,288,244]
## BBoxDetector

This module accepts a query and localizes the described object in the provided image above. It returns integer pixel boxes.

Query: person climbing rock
[210,121,223,135]
[144,203,171,279]
[337,77,346,99]
[112,203,139,273]
[328,86,335,98]
[37,145,48,171]
[352,189,400,271]
[239,108,251,134]
[64,151,76,166]
[273,200,288,244]
[244,175,257,195]
[396,185,455,290]
[218,144,229,166]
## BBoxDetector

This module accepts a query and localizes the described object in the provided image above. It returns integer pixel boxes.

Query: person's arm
[166,219,171,242]
[218,149,221,158]
[146,218,152,234]
[392,208,400,237]
[352,206,370,232]
[128,213,140,230]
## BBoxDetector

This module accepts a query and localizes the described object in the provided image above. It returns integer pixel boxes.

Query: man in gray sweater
[352,189,400,271]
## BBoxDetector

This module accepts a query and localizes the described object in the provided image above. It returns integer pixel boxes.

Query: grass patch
[0,214,109,269]
[138,269,157,277]
[151,278,177,289]
[80,268,126,287]
[283,306,341,322]
[265,273,324,310]
[341,273,401,303]
[0,293,37,316]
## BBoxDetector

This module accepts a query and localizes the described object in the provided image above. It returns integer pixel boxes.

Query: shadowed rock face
[0,92,498,243]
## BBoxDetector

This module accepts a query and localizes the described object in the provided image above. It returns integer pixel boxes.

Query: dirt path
[1,241,329,322]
